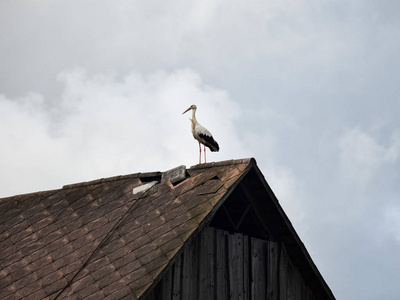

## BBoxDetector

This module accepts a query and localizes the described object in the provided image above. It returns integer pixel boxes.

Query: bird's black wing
[199,133,219,152]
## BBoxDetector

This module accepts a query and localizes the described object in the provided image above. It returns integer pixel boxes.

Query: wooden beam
[238,182,274,241]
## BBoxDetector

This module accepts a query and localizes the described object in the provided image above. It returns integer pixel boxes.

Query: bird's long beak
[182,107,192,114]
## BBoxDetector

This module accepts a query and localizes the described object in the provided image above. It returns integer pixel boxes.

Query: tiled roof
[0,158,252,300]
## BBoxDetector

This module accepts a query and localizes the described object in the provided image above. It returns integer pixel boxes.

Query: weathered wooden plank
[286,255,295,300]
[267,241,279,300]
[181,236,198,300]
[171,256,182,300]
[279,244,288,300]
[215,228,228,299]
[251,237,267,300]
[198,226,215,300]
[243,234,250,300]
[228,233,244,300]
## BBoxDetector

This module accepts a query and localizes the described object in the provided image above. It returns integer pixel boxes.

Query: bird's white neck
[190,108,197,129]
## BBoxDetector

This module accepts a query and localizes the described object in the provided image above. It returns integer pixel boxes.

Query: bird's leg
[198,142,202,164]
[204,145,207,164]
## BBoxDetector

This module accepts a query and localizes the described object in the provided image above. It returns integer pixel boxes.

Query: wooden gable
[141,160,335,300]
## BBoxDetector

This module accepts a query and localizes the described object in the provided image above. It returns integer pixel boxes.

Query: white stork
[183,104,219,164]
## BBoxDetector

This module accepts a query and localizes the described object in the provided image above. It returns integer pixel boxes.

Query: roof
[0,158,334,299]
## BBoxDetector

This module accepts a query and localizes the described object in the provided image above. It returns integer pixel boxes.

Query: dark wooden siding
[142,226,315,300]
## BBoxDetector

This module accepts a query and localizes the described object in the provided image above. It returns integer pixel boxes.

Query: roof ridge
[189,158,255,170]
[63,158,255,190]
[1,158,255,198]
[62,171,162,190]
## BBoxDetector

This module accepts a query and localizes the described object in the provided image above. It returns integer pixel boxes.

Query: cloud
[339,126,400,185]
[265,163,306,226]
[0,67,247,198]
[0,0,325,98]
[383,205,400,244]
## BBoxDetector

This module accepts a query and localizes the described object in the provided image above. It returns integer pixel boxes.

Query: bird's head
[182,104,197,115]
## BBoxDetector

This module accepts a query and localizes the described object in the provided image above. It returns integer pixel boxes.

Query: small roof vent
[161,165,187,185]
[132,181,158,200]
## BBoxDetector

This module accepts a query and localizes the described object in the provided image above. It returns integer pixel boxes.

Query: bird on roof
[183,104,219,164]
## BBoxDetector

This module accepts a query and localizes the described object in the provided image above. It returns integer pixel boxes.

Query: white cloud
[0,0,312,97]
[0,67,246,198]
[339,126,400,185]
[265,163,305,222]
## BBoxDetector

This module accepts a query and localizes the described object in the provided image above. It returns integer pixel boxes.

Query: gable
[209,165,335,299]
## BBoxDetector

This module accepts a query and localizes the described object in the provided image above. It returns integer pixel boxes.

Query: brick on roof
[0,158,252,300]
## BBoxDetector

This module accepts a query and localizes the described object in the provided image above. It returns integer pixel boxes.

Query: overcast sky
[1,1,400,299]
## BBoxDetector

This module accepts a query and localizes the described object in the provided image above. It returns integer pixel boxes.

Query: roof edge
[189,157,255,170]
[250,163,336,299]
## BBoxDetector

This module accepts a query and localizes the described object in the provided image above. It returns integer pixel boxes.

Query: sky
[1,1,400,299]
